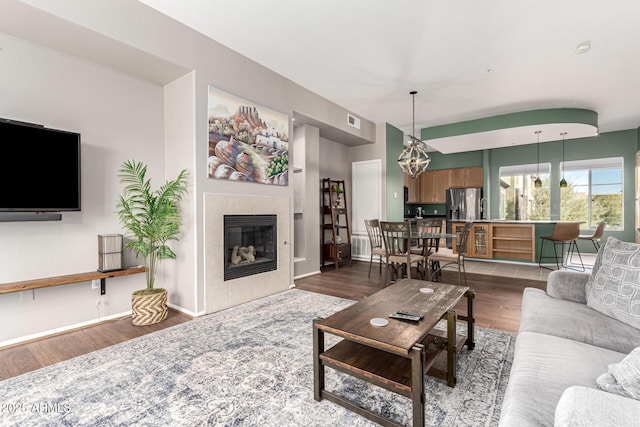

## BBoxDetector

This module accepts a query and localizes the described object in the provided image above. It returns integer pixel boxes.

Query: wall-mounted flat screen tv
[0,119,81,212]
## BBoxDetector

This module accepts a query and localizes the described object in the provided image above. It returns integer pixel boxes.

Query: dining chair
[538,222,584,271]
[410,218,443,257]
[577,221,606,251]
[364,219,386,277]
[428,222,472,286]
[380,220,426,285]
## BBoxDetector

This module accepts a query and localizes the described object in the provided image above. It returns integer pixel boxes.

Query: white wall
[0,1,382,344]
[163,71,199,314]
[293,125,320,278]
[0,33,165,345]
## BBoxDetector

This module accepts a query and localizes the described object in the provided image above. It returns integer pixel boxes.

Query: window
[499,163,551,221]
[560,157,623,230]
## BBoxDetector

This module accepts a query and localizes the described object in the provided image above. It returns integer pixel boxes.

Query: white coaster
[419,287,434,294]
[370,317,389,327]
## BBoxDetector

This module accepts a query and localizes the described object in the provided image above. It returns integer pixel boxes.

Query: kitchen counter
[449,220,577,263]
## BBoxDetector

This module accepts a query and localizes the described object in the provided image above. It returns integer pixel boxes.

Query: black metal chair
[380,220,426,285]
[429,222,472,286]
[364,219,386,277]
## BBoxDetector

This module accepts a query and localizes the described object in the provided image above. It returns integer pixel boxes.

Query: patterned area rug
[0,289,515,426]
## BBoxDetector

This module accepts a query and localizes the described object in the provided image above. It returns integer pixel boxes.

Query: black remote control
[389,313,421,322]
[397,310,424,320]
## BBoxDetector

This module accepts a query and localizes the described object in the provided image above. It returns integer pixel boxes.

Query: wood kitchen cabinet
[419,170,436,203]
[411,166,483,204]
[404,173,420,203]
[451,222,491,259]
[420,169,449,203]
[465,166,483,188]
[433,169,450,203]
[491,223,535,262]
[449,168,465,188]
[448,166,483,189]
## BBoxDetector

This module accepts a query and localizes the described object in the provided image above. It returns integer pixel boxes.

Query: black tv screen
[0,119,81,212]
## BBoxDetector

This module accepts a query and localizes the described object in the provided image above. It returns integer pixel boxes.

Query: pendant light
[559,132,568,188]
[398,91,431,179]
[534,131,542,188]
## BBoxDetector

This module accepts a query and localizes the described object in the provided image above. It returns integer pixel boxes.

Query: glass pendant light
[534,131,542,188]
[398,91,431,178]
[559,132,568,188]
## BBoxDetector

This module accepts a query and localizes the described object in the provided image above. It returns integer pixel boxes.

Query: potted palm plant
[117,159,189,326]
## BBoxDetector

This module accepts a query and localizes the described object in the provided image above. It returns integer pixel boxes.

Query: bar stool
[578,221,606,251]
[538,222,584,271]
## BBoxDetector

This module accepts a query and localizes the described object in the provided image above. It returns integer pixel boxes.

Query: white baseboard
[0,310,132,349]
[293,270,321,280]
[167,303,204,317]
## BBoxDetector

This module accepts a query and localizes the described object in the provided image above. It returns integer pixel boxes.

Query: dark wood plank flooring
[295,260,546,334]
[0,260,545,381]
[0,310,191,381]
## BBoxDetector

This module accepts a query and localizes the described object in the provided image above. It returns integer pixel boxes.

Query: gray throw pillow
[597,346,640,400]
[585,238,607,297]
[586,236,640,329]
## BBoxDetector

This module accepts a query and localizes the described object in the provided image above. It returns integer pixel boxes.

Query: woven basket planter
[131,288,168,326]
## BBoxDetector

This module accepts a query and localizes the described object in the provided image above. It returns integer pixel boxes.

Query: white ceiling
[138,0,640,149]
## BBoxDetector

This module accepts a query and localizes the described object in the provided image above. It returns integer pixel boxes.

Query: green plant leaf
[116,159,189,289]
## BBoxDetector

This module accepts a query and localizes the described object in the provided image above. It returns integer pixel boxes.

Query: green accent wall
[421,151,484,170]
[488,129,637,248]
[421,108,598,140]
[385,123,404,221]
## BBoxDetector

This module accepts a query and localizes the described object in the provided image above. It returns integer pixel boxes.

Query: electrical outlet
[434,209,438,214]
[91,279,100,289]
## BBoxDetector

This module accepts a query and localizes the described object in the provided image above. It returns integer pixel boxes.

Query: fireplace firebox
[224,214,277,281]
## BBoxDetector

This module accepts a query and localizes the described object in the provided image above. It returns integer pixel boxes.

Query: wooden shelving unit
[0,267,146,295]
[491,223,535,262]
[321,178,351,270]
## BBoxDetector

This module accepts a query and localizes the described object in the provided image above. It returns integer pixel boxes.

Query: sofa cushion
[520,288,640,354]
[499,332,625,427]
[597,346,640,400]
[546,270,589,304]
[587,237,640,329]
[555,386,640,427]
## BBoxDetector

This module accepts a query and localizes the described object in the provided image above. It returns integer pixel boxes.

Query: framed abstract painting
[207,86,289,186]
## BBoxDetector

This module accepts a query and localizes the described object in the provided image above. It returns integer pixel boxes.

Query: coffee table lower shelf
[319,330,468,398]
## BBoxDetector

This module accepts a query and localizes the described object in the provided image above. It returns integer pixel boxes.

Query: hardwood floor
[0,260,545,381]
[0,309,191,381]
[295,260,546,334]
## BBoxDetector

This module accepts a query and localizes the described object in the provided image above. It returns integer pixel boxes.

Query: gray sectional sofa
[499,261,640,425]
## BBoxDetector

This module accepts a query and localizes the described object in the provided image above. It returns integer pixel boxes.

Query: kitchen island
[451,220,580,263]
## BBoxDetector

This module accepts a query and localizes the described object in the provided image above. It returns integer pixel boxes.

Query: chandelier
[398,91,430,178]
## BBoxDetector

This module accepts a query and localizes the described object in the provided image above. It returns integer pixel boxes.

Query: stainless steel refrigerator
[446,188,483,248]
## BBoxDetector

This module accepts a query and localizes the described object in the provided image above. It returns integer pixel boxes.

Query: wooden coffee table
[313,279,475,427]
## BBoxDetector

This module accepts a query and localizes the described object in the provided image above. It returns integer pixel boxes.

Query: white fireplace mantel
[204,193,291,313]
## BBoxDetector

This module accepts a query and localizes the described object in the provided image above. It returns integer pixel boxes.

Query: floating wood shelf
[0,267,145,295]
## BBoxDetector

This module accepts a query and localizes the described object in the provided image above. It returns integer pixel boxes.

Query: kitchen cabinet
[448,166,483,189]
[451,222,491,259]
[491,223,535,262]
[465,166,483,188]
[449,168,465,188]
[419,169,449,203]
[404,172,420,203]
[433,169,450,203]
[419,170,436,203]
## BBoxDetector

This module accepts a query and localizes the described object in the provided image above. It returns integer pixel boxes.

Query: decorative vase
[131,288,168,326]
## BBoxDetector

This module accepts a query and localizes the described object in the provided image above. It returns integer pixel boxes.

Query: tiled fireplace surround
[204,193,291,313]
